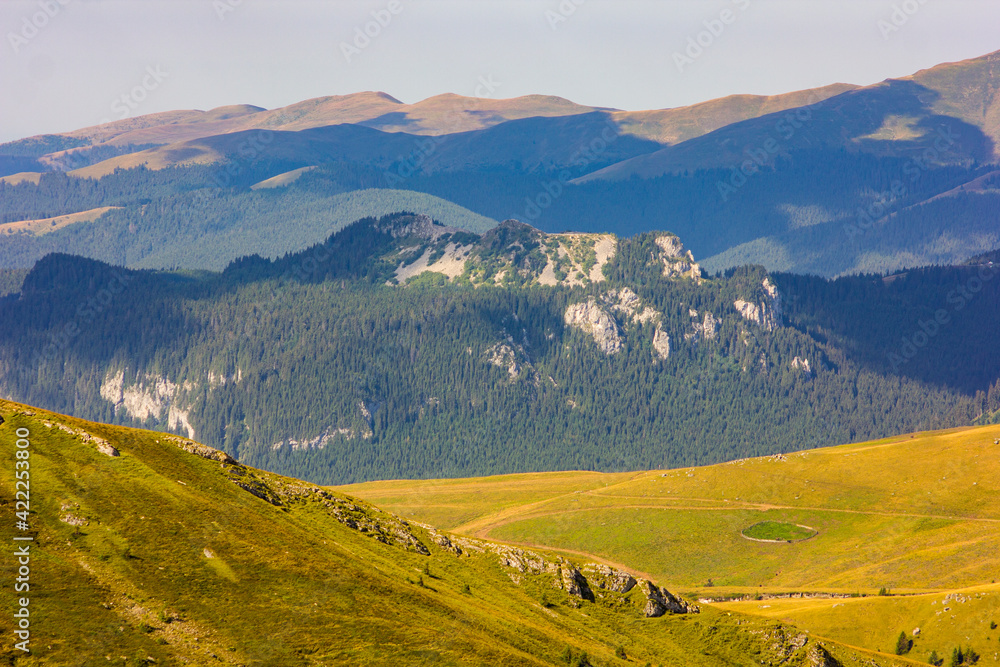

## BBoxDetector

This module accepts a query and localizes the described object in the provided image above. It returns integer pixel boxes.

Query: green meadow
[342,425,1000,659]
[1,399,916,666]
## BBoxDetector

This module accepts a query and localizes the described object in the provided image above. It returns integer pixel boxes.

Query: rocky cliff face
[639,579,699,617]
[684,310,719,344]
[564,287,675,358]
[100,370,197,439]
[654,233,703,281]
[791,356,813,376]
[483,341,533,381]
[734,278,783,331]
[564,299,624,355]
[652,325,671,360]
[383,217,619,288]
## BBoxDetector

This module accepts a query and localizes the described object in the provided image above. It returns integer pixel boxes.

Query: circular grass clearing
[741,521,817,543]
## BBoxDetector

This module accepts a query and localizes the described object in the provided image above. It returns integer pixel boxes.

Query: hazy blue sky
[2,0,999,142]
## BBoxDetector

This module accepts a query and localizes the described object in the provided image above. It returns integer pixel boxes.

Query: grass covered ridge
[0,399,912,666]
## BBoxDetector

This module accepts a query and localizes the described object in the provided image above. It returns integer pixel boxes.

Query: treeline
[0,215,995,484]
[0,164,494,269]
[2,149,994,277]
[776,265,1000,395]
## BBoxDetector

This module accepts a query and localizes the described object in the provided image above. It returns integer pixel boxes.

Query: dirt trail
[457,491,1000,542]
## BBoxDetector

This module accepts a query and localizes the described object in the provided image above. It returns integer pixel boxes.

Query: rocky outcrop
[270,427,361,452]
[763,277,782,312]
[655,234,685,258]
[100,370,196,439]
[560,565,595,601]
[790,356,813,376]
[734,300,762,324]
[327,500,430,555]
[166,435,237,465]
[652,325,671,360]
[639,579,697,617]
[566,289,675,357]
[605,287,658,325]
[734,278,783,331]
[40,419,118,457]
[806,645,841,667]
[375,213,456,240]
[484,342,527,380]
[97,442,120,457]
[684,311,718,344]
[60,513,88,526]
[428,531,463,556]
[582,563,636,594]
[654,234,703,281]
[564,299,623,355]
[269,482,431,555]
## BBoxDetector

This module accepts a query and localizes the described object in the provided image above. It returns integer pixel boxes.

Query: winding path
[455,490,1000,542]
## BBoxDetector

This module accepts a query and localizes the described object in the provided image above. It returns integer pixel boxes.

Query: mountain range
[5,43,1000,667]
[2,50,999,277]
[2,212,999,487]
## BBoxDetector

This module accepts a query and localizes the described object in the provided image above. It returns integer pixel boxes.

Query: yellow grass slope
[341,426,1000,571]
[340,424,1000,658]
[0,398,917,666]
[0,207,119,236]
[716,584,1000,665]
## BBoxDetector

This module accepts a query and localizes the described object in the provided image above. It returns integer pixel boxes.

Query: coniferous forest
[1,213,997,484]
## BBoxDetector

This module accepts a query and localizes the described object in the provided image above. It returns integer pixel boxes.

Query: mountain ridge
[3,213,1000,486]
[577,49,1000,183]
[0,397,912,666]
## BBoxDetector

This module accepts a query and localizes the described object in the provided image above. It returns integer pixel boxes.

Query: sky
[2,0,999,143]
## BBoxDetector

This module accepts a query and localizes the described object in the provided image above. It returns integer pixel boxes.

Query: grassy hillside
[612,83,857,145]
[716,585,1000,665]
[341,425,1000,659]
[341,425,1000,590]
[0,399,908,666]
[0,85,853,180]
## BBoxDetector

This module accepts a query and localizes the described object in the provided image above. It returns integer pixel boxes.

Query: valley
[3,213,998,488]
[3,24,1000,664]
[341,424,1000,663]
